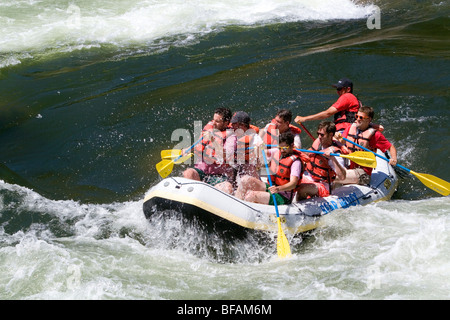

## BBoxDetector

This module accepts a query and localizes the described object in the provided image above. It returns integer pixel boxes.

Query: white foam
[0,0,376,60]
[1,178,450,299]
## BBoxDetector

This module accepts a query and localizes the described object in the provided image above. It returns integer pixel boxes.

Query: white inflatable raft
[143,150,398,235]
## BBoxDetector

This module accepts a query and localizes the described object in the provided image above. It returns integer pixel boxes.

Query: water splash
[0,0,376,67]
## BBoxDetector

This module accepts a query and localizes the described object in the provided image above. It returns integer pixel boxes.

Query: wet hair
[214,107,232,123]
[317,121,336,135]
[276,109,292,123]
[279,131,295,146]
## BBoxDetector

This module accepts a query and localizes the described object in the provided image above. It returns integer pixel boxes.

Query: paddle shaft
[298,122,316,142]
[266,145,361,158]
[261,150,280,215]
[296,148,345,158]
[341,136,450,196]
[261,149,292,258]
[250,145,375,168]
[156,135,204,178]
[265,144,345,157]
[340,136,410,173]
[173,135,203,162]
[296,123,376,165]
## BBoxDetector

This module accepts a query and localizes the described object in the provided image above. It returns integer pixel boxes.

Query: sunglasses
[356,114,370,120]
[316,132,326,137]
[277,146,291,150]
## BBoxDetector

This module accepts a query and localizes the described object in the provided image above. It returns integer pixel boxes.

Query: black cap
[230,111,250,125]
[332,78,353,90]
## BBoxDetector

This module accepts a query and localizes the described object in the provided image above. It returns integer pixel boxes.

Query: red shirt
[332,93,360,131]
[369,131,392,153]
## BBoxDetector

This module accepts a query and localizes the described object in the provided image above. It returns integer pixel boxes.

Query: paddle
[261,149,292,259]
[161,152,194,164]
[161,149,181,159]
[260,145,377,168]
[156,154,194,179]
[297,122,316,142]
[340,136,450,196]
[296,148,377,168]
[156,136,203,178]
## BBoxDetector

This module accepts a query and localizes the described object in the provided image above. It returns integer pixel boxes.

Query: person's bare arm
[388,144,397,166]
[295,106,338,123]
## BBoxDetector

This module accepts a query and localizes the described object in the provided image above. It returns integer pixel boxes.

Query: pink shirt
[194,134,236,176]
[267,149,302,199]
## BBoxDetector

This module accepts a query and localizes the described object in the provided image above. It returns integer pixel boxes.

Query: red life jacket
[226,124,260,165]
[343,123,377,174]
[306,139,344,183]
[268,149,304,190]
[263,120,302,148]
[235,131,258,165]
[194,121,230,165]
[227,123,260,134]
[249,124,260,134]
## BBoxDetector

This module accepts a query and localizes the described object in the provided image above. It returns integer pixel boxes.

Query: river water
[1,0,449,300]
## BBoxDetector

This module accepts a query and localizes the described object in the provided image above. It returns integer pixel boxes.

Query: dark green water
[1,1,449,203]
[0,0,449,299]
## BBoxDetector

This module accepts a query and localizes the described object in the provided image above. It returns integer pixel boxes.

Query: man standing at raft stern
[338,106,398,185]
[295,78,361,133]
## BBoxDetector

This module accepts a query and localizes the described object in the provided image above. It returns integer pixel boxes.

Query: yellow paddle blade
[341,151,377,168]
[277,217,292,259]
[156,159,175,178]
[410,171,450,196]
[161,149,182,159]
[156,154,193,178]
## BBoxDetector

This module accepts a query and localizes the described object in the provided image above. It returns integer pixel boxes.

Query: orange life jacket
[344,123,377,153]
[263,120,302,148]
[249,124,260,134]
[225,124,260,165]
[306,139,344,183]
[194,121,230,165]
[227,123,260,133]
[235,131,258,165]
[343,123,377,173]
[268,149,304,190]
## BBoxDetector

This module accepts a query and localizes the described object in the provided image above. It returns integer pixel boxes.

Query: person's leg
[296,183,319,200]
[244,190,271,204]
[214,181,233,194]
[234,175,265,199]
[334,168,369,185]
[183,168,201,181]
[245,189,289,205]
